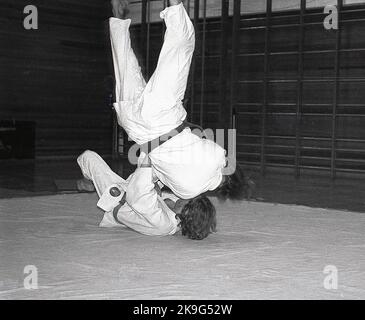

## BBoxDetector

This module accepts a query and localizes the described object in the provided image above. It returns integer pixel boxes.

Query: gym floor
[1,159,365,299]
[1,186,365,299]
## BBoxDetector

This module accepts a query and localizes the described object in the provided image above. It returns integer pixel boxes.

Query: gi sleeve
[125,161,178,235]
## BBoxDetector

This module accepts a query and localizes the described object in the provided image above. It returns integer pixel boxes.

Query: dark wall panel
[129,3,365,176]
[0,0,112,158]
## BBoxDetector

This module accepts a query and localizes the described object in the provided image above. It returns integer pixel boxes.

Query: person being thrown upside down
[107,0,251,202]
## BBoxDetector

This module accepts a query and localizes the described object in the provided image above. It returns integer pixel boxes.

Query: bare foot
[169,0,182,6]
[111,0,130,19]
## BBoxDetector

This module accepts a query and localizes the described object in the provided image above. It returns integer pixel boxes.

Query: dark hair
[215,164,253,202]
[178,195,216,240]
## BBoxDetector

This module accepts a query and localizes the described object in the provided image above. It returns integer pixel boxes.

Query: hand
[76,178,96,192]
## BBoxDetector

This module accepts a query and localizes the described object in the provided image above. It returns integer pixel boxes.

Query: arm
[124,157,177,234]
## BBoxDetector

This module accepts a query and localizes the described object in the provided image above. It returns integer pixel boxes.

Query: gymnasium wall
[0,0,112,159]
[233,5,365,175]
[1,0,365,173]
[130,2,365,176]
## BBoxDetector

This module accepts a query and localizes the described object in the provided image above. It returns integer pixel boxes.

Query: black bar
[238,134,365,144]
[331,0,342,179]
[190,0,200,122]
[141,0,147,78]
[235,46,365,57]
[261,0,272,176]
[238,112,365,117]
[146,0,151,79]
[230,0,240,130]
[238,77,365,83]
[219,0,229,130]
[199,0,207,128]
[295,0,306,178]
[237,102,365,107]
[237,143,365,154]
[184,0,193,118]
[194,0,200,43]
[238,161,365,175]
[162,0,167,39]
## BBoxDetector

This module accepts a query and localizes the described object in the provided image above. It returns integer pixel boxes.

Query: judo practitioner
[77,150,216,240]
[109,0,251,202]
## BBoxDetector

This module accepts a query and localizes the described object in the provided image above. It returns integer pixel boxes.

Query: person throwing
[109,0,251,202]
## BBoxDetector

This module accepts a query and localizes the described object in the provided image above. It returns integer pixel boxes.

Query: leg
[109,17,146,102]
[142,2,195,114]
[76,178,96,192]
[111,2,193,145]
[77,150,127,198]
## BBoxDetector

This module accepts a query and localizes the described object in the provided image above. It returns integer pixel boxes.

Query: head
[167,195,217,240]
[214,163,254,202]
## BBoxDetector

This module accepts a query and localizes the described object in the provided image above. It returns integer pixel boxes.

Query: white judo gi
[110,3,227,199]
[77,150,179,236]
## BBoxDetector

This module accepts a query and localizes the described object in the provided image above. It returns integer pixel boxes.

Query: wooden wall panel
[129,5,365,139]
[0,0,112,158]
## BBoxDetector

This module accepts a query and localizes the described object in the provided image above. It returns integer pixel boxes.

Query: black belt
[112,192,127,225]
[139,121,203,155]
